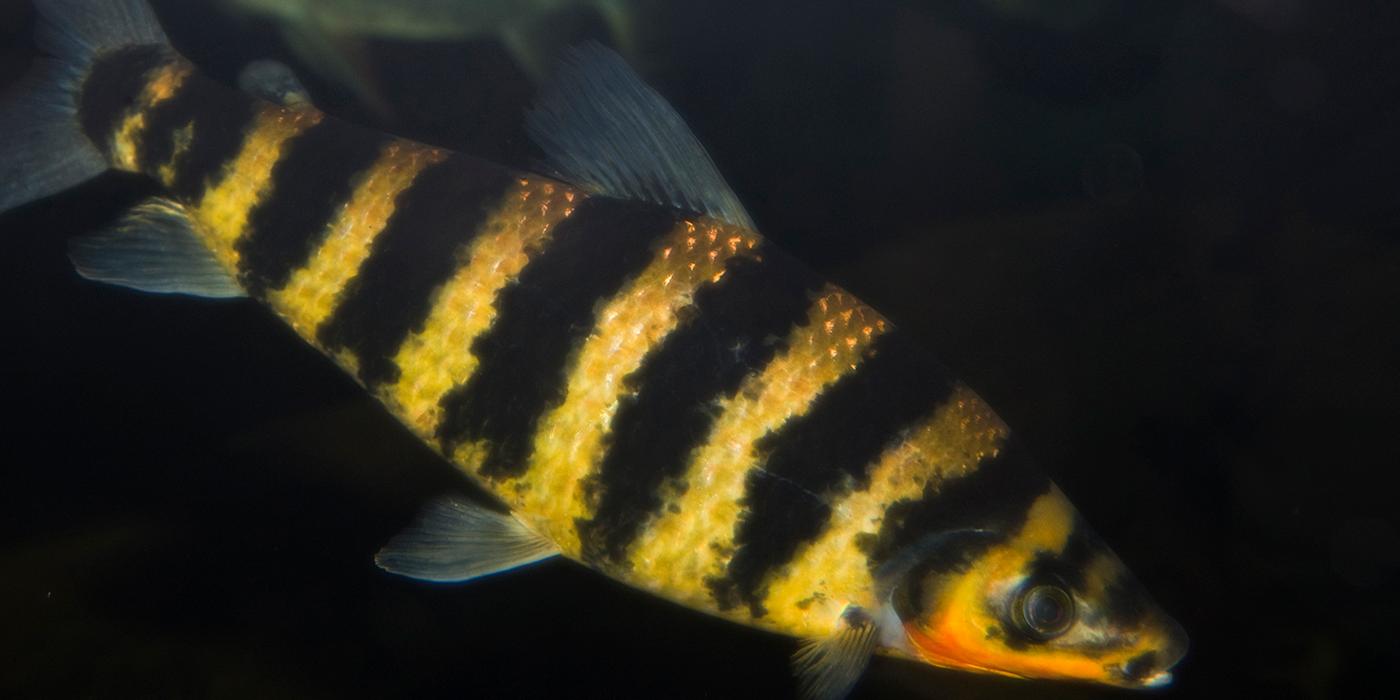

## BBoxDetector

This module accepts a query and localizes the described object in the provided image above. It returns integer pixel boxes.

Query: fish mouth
[1141,670,1173,688]
[1112,617,1188,688]
[1107,655,1175,688]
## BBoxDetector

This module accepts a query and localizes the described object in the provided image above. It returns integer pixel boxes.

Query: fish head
[881,486,1187,688]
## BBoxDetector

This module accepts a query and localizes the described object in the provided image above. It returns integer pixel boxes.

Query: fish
[218,0,651,116]
[0,1,1188,697]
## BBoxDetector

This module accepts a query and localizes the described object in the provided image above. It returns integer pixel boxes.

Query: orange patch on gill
[904,488,1112,682]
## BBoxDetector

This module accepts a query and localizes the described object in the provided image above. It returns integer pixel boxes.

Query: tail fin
[0,0,170,213]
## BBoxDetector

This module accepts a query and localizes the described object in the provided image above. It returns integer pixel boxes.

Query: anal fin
[376,496,560,583]
[68,197,246,298]
[792,607,880,700]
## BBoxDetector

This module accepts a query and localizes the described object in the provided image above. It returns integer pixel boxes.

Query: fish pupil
[1017,583,1075,639]
[1028,589,1065,626]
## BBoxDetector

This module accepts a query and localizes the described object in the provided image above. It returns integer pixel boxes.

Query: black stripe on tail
[137,71,256,198]
[76,46,172,155]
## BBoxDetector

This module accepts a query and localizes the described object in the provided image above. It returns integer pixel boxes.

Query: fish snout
[1118,615,1189,687]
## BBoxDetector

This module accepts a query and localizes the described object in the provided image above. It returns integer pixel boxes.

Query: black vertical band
[435,196,679,476]
[77,46,173,154]
[711,331,957,615]
[137,71,256,198]
[576,247,822,565]
[867,439,1051,577]
[236,118,388,296]
[315,155,516,387]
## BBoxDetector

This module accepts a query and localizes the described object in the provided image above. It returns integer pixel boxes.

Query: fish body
[2,1,1187,696]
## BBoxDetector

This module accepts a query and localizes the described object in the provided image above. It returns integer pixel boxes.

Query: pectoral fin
[792,607,880,700]
[68,197,246,298]
[375,496,560,582]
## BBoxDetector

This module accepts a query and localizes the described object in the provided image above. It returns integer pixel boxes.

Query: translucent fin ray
[0,59,107,214]
[68,198,246,298]
[525,43,755,229]
[1,0,170,214]
[792,609,879,700]
[31,0,168,60]
[375,496,560,583]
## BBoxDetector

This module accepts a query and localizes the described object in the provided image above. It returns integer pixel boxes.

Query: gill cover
[881,488,1188,688]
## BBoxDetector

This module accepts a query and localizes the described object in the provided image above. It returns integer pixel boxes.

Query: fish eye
[1012,582,1075,640]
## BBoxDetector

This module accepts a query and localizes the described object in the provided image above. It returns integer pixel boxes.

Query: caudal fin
[0,0,170,214]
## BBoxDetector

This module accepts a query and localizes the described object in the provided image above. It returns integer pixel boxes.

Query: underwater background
[1,0,1397,697]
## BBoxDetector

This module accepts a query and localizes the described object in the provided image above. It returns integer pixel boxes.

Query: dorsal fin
[525,43,756,230]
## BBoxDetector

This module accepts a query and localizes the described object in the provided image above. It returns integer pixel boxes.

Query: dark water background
[2,0,1398,697]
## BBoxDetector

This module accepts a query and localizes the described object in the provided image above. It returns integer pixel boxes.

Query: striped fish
[1,1,1187,697]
